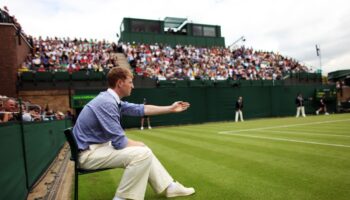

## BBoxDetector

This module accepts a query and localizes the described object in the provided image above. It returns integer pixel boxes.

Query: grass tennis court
[79,113,350,200]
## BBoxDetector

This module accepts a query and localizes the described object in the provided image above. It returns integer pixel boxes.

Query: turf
[79,113,350,200]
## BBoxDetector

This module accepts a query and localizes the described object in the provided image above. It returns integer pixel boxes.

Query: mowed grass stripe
[252,130,350,145]
[278,127,350,135]
[258,130,350,138]
[80,114,350,200]
[218,119,350,134]
[177,124,350,145]
[130,125,348,198]
[139,124,350,161]
[146,114,349,134]
[159,125,350,153]
[300,121,350,129]
[214,116,350,144]
[282,125,350,135]
[219,132,350,148]
[130,127,350,181]
[131,131,344,200]
[137,135,268,200]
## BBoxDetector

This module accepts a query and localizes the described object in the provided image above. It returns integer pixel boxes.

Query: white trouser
[235,110,244,122]
[78,142,173,200]
[296,106,306,117]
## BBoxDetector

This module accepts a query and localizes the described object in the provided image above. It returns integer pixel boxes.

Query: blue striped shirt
[73,89,144,150]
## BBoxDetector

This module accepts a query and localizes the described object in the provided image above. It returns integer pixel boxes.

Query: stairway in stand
[115,53,131,69]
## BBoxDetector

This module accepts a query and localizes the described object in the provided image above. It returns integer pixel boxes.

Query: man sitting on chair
[73,67,195,200]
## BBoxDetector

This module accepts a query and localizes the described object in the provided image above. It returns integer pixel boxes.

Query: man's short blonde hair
[107,67,133,88]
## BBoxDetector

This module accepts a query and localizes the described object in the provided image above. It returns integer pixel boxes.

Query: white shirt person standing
[235,96,244,122]
[295,93,306,117]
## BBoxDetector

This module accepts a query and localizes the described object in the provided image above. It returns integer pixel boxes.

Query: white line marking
[257,130,350,138]
[218,119,350,134]
[218,133,350,148]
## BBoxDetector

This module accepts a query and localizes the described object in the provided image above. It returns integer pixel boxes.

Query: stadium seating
[54,72,70,81]
[239,80,251,87]
[174,80,189,87]
[89,71,104,81]
[229,79,240,87]
[250,80,262,87]
[202,80,214,87]
[36,72,53,82]
[21,72,35,82]
[72,71,90,81]
[188,80,205,87]
[158,80,176,87]
[214,80,230,87]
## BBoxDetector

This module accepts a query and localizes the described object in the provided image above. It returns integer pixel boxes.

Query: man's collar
[107,88,121,104]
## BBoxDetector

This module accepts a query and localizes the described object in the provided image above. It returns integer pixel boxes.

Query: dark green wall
[0,123,27,200]
[120,32,225,47]
[119,84,336,128]
[0,120,71,200]
[120,17,225,47]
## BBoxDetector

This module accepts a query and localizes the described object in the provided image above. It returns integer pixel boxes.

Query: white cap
[22,113,32,122]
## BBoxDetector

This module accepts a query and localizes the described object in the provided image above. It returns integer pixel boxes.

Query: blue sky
[2,0,350,74]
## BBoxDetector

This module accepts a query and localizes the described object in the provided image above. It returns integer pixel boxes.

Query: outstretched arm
[144,101,190,116]
[126,138,146,147]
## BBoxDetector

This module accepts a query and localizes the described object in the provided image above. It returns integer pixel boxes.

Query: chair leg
[75,163,78,200]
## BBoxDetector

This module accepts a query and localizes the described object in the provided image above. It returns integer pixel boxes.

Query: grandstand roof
[164,17,187,29]
[328,70,350,80]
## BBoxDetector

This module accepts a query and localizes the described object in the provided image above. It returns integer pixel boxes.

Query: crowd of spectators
[17,36,310,81]
[3,5,310,81]
[0,95,72,123]
[123,43,310,81]
[19,37,119,73]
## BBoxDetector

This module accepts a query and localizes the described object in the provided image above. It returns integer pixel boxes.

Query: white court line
[218,133,350,148]
[218,119,350,134]
[257,130,350,138]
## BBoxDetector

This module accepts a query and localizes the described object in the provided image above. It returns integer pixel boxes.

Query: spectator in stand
[22,37,119,73]
[0,96,69,123]
[27,106,42,121]
[37,64,46,72]
[1,6,11,23]
[20,103,39,122]
[65,110,75,123]
[55,111,65,120]
[18,62,30,72]
[121,43,308,81]
[0,98,18,122]
[32,54,41,70]
[295,93,306,117]
[20,38,309,80]
[1,6,26,37]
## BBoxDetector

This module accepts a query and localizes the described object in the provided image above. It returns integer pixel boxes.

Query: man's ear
[116,79,123,88]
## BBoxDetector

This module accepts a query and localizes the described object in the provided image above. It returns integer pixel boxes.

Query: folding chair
[64,128,112,200]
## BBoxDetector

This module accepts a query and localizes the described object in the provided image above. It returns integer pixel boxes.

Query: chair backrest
[64,128,79,162]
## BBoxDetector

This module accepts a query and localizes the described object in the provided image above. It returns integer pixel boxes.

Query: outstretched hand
[170,101,190,113]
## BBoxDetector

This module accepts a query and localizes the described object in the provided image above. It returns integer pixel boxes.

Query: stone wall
[19,90,73,113]
[0,24,31,97]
